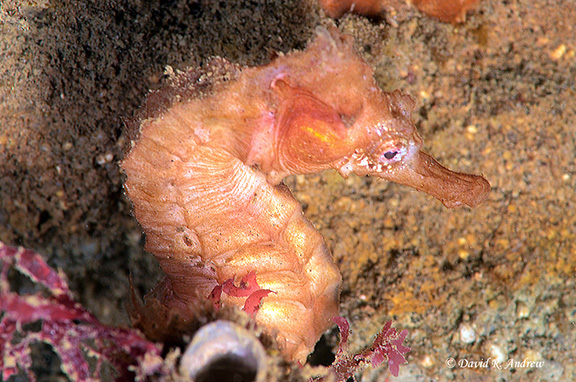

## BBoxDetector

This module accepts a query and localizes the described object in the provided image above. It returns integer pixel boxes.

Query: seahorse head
[335,89,490,208]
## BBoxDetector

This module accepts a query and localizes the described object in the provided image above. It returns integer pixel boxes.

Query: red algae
[0,242,163,381]
[122,27,489,362]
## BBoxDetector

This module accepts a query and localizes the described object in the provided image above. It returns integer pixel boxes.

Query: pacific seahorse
[121,27,490,362]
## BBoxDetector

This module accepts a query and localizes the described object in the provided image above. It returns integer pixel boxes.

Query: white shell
[180,320,268,382]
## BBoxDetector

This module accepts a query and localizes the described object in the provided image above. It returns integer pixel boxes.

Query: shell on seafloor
[179,320,268,382]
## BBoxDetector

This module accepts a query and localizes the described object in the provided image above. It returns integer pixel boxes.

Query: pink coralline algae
[210,270,275,316]
[329,317,411,379]
[0,242,164,382]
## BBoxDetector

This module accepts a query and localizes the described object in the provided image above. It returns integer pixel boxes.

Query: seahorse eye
[383,151,397,160]
[379,145,406,164]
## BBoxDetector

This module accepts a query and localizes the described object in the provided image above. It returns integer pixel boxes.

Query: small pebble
[516,301,530,319]
[421,354,434,368]
[486,343,506,364]
[459,323,476,344]
[550,44,566,59]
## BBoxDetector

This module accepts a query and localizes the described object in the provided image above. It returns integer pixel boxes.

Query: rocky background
[1,0,574,381]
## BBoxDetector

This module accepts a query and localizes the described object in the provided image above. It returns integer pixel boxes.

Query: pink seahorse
[121,27,489,362]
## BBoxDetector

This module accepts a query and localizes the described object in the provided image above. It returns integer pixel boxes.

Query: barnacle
[122,27,489,363]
